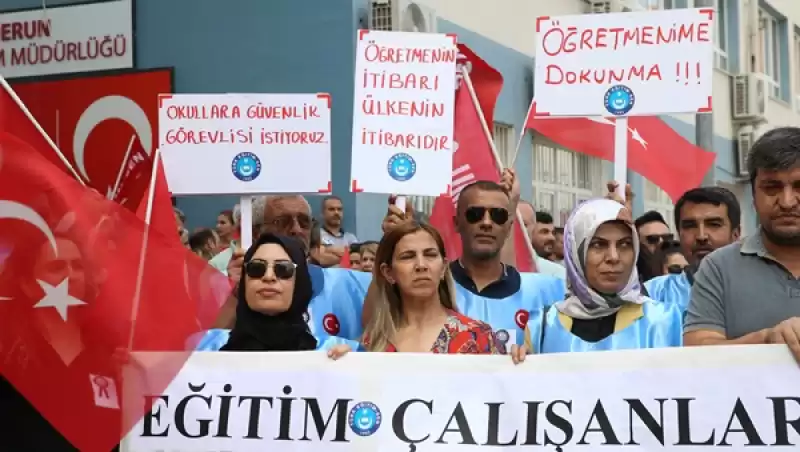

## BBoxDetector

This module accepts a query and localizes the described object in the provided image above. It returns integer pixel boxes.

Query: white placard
[122,345,800,451]
[0,0,133,79]
[350,30,457,196]
[533,8,714,117]
[159,93,332,195]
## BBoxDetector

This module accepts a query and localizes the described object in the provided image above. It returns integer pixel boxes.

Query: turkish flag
[136,156,177,239]
[11,69,172,211]
[430,46,536,271]
[0,94,228,451]
[526,114,716,202]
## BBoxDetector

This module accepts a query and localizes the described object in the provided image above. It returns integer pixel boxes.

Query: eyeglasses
[464,206,510,225]
[644,233,674,245]
[666,264,686,274]
[244,259,297,280]
[271,214,312,231]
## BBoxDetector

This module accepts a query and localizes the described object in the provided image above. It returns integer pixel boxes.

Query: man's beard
[468,246,501,261]
[762,223,800,246]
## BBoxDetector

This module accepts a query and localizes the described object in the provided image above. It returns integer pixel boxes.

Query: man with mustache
[318,195,358,267]
[645,187,740,312]
[684,127,800,361]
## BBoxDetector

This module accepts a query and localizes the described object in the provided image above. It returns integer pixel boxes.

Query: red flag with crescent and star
[0,84,229,450]
[10,69,171,211]
[525,114,716,202]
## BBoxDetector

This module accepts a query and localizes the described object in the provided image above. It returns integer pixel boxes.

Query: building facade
[2,0,800,238]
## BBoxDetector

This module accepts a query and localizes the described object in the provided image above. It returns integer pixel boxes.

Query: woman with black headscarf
[197,233,359,352]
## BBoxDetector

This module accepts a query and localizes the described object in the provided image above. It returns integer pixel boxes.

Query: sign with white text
[350,30,457,196]
[121,345,800,451]
[159,93,332,195]
[0,0,133,79]
[532,8,714,117]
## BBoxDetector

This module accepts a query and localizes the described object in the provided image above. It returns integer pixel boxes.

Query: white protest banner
[0,0,133,79]
[159,93,333,195]
[532,8,714,117]
[122,345,800,451]
[350,30,457,196]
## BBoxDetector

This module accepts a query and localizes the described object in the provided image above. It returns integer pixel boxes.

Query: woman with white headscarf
[538,198,683,353]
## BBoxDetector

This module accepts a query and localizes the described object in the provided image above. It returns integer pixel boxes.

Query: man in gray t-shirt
[685,127,800,361]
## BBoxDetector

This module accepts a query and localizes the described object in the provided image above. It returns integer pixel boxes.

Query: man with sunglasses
[213,195,370,344]
[634,211,673,255]
[449,176,564,353]
[645,187,741,312]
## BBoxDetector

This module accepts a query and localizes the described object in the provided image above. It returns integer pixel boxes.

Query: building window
[794,31,800,111]
[714,0,729,71]
[493,123,514,168]
[532,137,604,226]
[643,180,676,231]
[760,9,783,99]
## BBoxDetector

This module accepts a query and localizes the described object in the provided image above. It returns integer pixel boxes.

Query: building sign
[532,8,714,117]
[0,0,133,79]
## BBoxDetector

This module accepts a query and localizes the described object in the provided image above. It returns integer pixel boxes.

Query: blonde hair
[363,222,457,352]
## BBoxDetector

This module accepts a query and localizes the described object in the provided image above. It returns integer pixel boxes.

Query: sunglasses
[271,214,312,231]
[464,206,509,225]
[666,264,686,274]
[244,259,297,280]
[644,233,674,245]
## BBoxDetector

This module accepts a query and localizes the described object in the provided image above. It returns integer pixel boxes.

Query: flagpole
[508,100,534,170]
[110,135,137,200]
[126,147,161,350]
[460,67,539,269]
[0,75,87,186]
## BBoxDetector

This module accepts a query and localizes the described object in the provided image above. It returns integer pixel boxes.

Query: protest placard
[532,8,714,117]
[350,30,457,196]
[159,93,332,195]
[121,345,800,451]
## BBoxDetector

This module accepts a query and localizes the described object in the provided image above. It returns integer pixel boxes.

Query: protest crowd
[2,2,800,451]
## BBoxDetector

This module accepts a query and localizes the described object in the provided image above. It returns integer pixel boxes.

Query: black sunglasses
[666,264,686,274]
[644,233,673,245]
[244,259,297,280]
[464,206,509,225]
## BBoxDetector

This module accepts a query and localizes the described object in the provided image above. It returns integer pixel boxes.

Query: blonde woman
[329,222,526,363]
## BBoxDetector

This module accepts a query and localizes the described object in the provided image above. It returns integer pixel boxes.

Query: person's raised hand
[500,168,520,207]
[227,247,245,285]
[381,195,415,234]
[605,180,634,213]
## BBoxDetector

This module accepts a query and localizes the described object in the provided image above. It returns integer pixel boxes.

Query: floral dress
[366,310,504,354]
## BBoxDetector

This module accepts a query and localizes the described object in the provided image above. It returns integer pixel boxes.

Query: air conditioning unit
[732,73,768,121]
[583,0,645,13]
[369,0,437,33]
[735,125,755,177]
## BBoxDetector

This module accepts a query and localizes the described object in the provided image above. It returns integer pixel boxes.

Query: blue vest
[306,265,370,341]
[455,272,565,352]
[193,329,361,352]
[644,273,691,312]
[539,300,683,353]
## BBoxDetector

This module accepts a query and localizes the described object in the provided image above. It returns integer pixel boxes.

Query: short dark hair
[456,180,507,214]
[535,211,553,225]
[554,227,564,236]
[321,195,342,209]
[674,187,741,230]
[188,228,215,251]
[634,210,666,230]
[747,126,800,184]
[349,243,361,254]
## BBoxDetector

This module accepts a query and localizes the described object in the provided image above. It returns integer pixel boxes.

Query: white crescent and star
[587,117,648,149]
[73,95,152,192]
[0,200,86,321]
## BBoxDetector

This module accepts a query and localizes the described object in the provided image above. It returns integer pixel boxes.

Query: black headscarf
[221,233,317,351]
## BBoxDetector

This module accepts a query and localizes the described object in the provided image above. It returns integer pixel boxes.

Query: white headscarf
[556,198,645,320]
